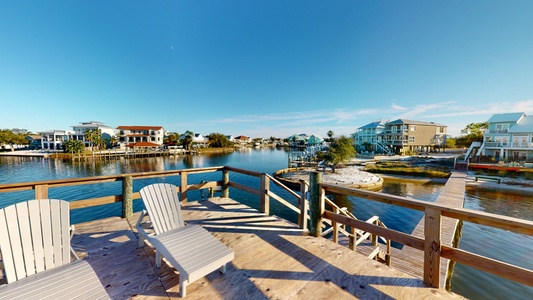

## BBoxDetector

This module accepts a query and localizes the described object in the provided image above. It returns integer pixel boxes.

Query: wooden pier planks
[66,197,463,299]
[389,171,467,288]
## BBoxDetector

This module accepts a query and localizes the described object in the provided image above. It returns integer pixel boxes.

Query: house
[379,119,447,154]
[234,135,251,145]
[25,135,42,150]
[481,112,533,161]
[71,121,116,147]
[39,130,73,150]
[116,126,165,148]
[351,119,388,154]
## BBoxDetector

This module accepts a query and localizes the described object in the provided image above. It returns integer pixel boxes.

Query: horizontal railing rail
[308,176,533,289]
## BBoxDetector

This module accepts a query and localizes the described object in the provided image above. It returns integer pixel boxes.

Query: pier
[71,198,461,299]
[1,167,532,298]
[389,172,466,288]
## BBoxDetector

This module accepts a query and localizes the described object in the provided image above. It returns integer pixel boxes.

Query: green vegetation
[454,122,488,148]
[84,129,106,150]
[324,135,356,173]
[62,139,85,153]
[0,129,30,151]
[207,133,233,148]
[364,160,450,178]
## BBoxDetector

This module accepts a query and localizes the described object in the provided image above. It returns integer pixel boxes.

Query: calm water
[1,149,532,299]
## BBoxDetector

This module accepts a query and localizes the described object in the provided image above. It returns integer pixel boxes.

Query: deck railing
[305,171,533,289]
[1,167,533,291]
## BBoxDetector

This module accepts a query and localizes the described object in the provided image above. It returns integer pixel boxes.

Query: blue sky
[1,1,532,138]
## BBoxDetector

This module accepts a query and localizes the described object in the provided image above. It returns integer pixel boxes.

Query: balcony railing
[485,142,531,148]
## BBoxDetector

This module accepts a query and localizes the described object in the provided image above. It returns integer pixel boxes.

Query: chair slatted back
[0,199,71,283]
[139,183,184,235]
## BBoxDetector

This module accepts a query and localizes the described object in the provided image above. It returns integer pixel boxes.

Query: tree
[62,139,85,153]
[208,133,233,148]
[84,129,104,150]
[324,135,356,173]
[0,129,29,151]
[456,122,488,148]
[181,130,194,150]
[327,130,334,142]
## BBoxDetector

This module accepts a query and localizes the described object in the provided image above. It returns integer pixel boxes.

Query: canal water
[1,148,532,299]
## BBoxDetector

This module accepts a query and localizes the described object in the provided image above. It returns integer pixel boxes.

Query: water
[1,149,532,299]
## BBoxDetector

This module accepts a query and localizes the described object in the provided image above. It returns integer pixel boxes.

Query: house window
[409,136,415,143]
[411,125,416,131]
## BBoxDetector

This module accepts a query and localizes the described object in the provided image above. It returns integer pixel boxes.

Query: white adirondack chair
[0,199,109,300]
[137,183,234,297]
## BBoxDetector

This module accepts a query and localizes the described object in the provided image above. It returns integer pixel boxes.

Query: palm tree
[327,130,334,142]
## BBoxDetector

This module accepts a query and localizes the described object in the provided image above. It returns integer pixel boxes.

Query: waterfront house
[351,119,389,154]
[25,134,42,150]
[39,130,74,150]
[71,121,116,147]
[379,119,447,154]
[116,126,165,148]
[234,135,251,145]
[480,112,533,161]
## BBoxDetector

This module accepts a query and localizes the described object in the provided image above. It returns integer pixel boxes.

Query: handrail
[314,179,533,289]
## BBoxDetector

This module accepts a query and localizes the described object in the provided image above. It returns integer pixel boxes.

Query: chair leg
[180,277,188,297]
[138,234,144,247]
[156,250,162,268]
[219,264,227,274]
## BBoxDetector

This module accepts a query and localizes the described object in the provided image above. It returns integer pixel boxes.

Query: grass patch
[364,161,451,178]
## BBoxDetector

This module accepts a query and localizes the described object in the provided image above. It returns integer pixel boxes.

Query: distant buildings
[116,126,165,148]
[72,121,115,147]
[479,112,533,161]
[352,119,447,155]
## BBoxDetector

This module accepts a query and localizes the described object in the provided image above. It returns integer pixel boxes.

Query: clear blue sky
[1,1,532,138]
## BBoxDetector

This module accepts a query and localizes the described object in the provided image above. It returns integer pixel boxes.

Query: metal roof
[487,112,525,123]
[509,115,533,133]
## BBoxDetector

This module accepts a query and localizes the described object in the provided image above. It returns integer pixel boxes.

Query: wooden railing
[305,171,533,289]
[2,167,533,291]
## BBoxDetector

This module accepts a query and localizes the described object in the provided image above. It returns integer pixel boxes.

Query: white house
[71,121,115,147]
[40,130,74,150]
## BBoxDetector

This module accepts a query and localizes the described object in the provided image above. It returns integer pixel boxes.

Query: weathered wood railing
[2,167,533,291]
[306,171,533,289]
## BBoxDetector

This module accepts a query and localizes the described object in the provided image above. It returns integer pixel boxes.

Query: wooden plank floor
[67,197,463,299]
[388,171,467,288]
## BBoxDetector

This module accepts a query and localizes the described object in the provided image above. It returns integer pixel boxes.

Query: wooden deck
[67,197,463,299]
[388,172,466,288]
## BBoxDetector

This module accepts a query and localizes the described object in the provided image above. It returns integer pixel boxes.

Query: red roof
[128,142,161,148]
[117,126,163,130]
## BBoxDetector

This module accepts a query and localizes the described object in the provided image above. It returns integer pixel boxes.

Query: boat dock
[69,197,462,299]
[389,172,466,288]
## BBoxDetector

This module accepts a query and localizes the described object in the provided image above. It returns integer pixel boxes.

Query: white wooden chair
[0,199,109,299]
[137,183,234,297]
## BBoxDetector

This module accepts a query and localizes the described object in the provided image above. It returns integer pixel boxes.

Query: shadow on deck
[71,197,463,299]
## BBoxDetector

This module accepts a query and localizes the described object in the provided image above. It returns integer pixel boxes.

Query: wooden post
[309,171,324,237]
[424,207,442,288]
[332,206,339,243]
[298,180,308,231]
[349,227,356,252]
[180,172,188,203]
[222,168,229,198]
[122,176,133,218]
[260,173,270,214]
[35,184,49,199]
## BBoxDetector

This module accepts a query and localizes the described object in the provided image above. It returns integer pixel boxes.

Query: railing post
[309,171,324,237]
[260,173,270,214]
[222,168,229,198]
[424,207,442,288]
[180,172,188,203]
[349,227,356,251]
[332,206,339,243]
[298,179,308,231]
[35,184,49,199]
[122,176,133,218]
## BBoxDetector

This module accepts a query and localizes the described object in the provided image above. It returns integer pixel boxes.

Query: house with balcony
[71,121,116,147]
[379,119,447,154]
[39,130,74,150]
[480,112,533,161]
[351,119,390,154]
[116,126,165,148]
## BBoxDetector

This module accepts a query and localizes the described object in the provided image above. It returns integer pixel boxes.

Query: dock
[388,172,466,288]
[69,197,462,299]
